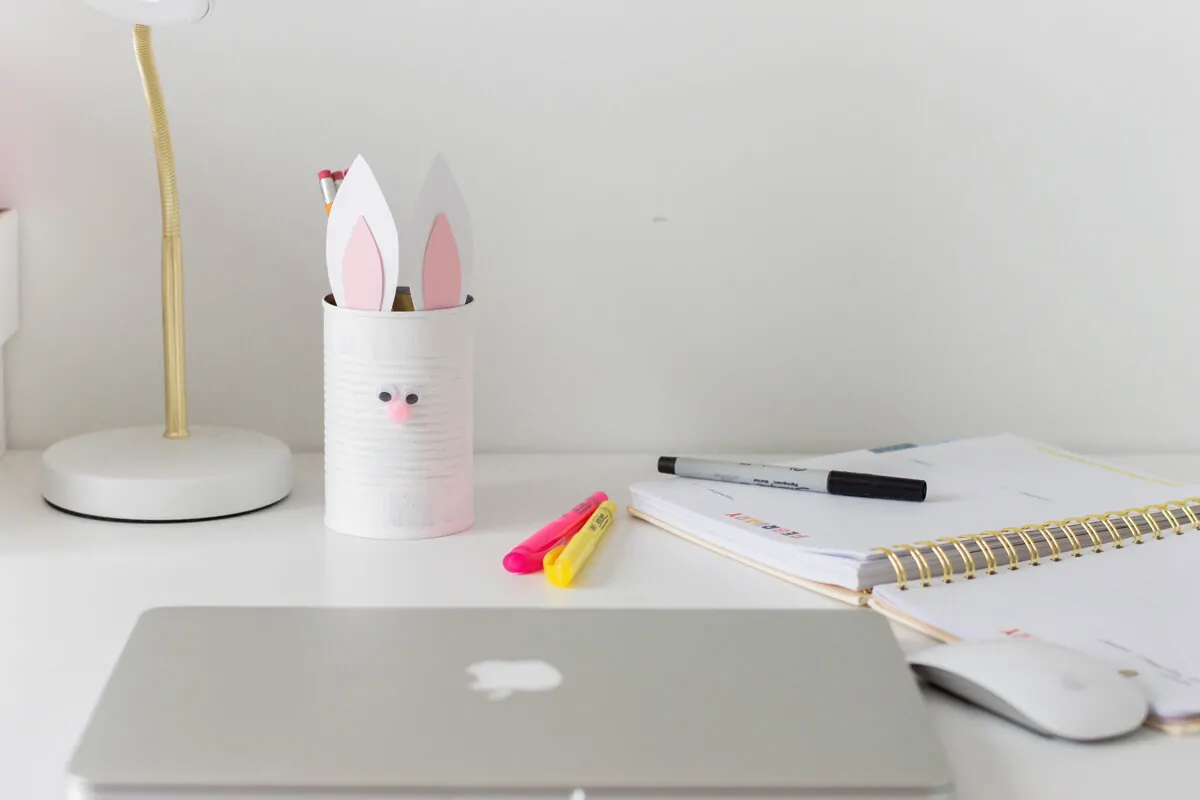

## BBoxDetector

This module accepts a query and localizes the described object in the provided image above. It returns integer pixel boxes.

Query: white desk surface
[3,449,1199,799]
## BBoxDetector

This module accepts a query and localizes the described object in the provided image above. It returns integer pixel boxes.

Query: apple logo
[466,659,563,700]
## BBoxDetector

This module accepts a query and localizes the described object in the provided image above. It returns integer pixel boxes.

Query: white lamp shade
[84,0,212,25]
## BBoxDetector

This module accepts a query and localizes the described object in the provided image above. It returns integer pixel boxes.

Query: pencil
[318,169,336,216]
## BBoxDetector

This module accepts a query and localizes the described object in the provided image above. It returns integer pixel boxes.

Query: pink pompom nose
[386,400,412,424]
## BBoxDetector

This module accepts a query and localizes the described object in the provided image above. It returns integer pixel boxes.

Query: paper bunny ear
[422,213,462,310]
[407,154,473,310]
[326,155,399,311]
[341,217,385,311]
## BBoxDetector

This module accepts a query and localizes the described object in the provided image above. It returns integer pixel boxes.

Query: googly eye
[405,392,419,405]
[377,384,398,403]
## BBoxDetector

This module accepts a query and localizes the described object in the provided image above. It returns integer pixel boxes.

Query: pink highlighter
[503,491,610,574]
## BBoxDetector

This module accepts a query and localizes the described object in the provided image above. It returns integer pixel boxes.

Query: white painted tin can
[323,295,474,539]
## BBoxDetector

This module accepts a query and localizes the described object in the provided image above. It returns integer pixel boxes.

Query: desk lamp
[41,0,292,521]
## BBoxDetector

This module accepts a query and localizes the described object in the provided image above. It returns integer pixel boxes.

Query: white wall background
[2,0,1200,454]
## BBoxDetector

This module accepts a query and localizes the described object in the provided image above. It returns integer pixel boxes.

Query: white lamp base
[42,426,293,522]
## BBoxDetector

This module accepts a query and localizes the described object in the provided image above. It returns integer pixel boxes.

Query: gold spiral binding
[1027,523,1061,561]
[1129,510,1148,544]
[1176,502,1199,530]
[1155,503,1182,535]
[1161,506,1180,537]
[937,537,976,579]
[916,541,953,583]
[1176,506,1195,537]
[1116,510,1145,545]
[1105,511,1134,545]
[873,547,908,590]
[1071,517,1104,553]
[868,499,1200,592]
[1136,507,1164,540]
[982,531,1019,570]
[896,544,932,587]
[1024,528,1048,562]
[1094,514,1122,548]
[1161,506,1180,532]
[1005,527,1040,566]
[1047,520,1082,557]
[963,534,998,575]
[1160,505,1183,535]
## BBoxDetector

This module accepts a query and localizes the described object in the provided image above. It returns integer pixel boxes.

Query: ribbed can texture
[323,296,474,538]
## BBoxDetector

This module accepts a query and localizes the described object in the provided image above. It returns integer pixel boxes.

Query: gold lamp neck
[133,24,189,439]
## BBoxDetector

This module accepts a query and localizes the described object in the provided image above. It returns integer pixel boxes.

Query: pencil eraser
[318,169,332,179]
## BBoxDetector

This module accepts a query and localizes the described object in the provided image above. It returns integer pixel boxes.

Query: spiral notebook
[628,434,1200,734]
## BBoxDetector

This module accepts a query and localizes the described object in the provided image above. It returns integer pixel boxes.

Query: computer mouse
[908,639,1149,741]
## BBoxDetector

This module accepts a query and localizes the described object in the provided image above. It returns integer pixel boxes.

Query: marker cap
[827,471,927,502]
[657,456,677,475]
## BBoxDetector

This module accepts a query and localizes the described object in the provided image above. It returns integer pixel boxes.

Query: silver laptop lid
[68,607,952,797]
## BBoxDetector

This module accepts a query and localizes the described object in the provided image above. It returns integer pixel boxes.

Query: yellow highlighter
[543,500,616,587]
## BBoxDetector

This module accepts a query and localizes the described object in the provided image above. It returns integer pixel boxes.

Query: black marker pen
[657,457,927,502]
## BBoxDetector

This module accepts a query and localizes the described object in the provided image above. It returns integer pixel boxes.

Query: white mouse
[909,639,1149,741]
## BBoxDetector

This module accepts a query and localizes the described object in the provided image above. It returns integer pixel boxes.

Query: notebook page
[632,435,1193,560]
[874,535,1200,721]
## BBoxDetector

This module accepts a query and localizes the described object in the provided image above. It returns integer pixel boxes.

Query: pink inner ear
[422,213,462,310]
[341,216,385,311]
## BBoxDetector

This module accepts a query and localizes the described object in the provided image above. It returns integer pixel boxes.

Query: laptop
[67,607,953,799]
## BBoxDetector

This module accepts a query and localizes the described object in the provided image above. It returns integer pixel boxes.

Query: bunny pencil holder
[323,155,476,539]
